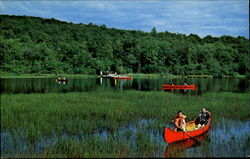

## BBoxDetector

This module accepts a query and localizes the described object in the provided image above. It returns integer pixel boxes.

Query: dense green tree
[0,15,249,77]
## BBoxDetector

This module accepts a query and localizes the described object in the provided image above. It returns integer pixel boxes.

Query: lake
[1,77,249,94]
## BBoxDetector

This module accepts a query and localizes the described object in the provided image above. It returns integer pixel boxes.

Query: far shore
[0,73,246,79]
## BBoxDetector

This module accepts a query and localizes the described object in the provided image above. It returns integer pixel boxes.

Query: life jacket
[199,112,210,121]
[174,115,185,128]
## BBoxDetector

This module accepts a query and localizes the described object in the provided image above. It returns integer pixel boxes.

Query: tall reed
[1,91,249,157]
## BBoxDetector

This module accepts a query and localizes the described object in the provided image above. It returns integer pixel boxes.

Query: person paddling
[174,111,187,131]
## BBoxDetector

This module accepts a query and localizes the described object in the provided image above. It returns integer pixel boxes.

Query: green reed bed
[1,91,249,157]
[40,129,164,158]
[1,91,249,137]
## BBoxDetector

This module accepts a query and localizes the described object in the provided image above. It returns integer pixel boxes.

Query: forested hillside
[0,15,249,77]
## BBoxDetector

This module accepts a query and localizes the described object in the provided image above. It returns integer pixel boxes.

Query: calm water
[1,77,249,95]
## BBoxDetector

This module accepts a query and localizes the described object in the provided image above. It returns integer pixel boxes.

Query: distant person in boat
[171,82,174,86]
[195,108,210,129]
[174,111,187,131]
[184,82,188,86]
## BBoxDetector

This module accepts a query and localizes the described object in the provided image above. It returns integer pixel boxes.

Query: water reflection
[164,134,207,158]
[0,77,249,94]
[56,81,67,85]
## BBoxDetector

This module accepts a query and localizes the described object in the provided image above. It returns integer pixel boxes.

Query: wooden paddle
[172,120,201,144]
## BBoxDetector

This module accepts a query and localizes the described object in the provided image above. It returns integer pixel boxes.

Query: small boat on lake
[56,78,68,82]
[112,75,132,80]
[162,84,195,89]
[163,113,211,143]
[162,87,195,90]
[100,71,116,78]
[101,74,116,78]
[100,71,132,80]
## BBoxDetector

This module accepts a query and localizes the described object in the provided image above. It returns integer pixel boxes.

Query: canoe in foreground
[162,84,195,88]
[164,113,211,143]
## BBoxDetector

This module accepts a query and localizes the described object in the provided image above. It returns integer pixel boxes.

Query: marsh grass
[185,119,250,157]
[1,90,249,157]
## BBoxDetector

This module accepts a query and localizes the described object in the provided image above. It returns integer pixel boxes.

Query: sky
[0,0,249,38]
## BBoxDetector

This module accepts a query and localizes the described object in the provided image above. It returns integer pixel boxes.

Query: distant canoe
[162,84,195,88]
[162,87,195,90]
[101,74,116,78]
[56,78,68,82]
[112,76,132,80]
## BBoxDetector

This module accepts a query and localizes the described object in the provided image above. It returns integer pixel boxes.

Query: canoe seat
[172,121,203,132]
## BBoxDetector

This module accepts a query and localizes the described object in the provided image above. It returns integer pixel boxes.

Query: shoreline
[0,73,246,79]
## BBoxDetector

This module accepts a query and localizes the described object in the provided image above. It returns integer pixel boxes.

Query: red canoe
[162,84,195,88]
[112,76,132,80]
[162,87,195,90]
[163,113,211,143]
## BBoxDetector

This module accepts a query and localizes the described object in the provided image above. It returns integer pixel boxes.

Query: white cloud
[0,1,5,12]
[0,0,248,38]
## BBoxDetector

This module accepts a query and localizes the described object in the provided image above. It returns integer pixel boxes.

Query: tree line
[0,15,249,77]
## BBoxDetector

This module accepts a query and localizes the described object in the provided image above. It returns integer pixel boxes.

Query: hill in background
[0,15,249,77]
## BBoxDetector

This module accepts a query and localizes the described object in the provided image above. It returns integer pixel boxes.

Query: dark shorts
[176,128,183,132]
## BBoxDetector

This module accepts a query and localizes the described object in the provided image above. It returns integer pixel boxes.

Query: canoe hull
[162,87,195,90]
[162,84,195,88]
[113,76,132,80]
[56,79,68,82]
[164,114,211,143]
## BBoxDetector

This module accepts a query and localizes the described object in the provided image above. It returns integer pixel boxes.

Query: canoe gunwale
[162,84,196,88]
